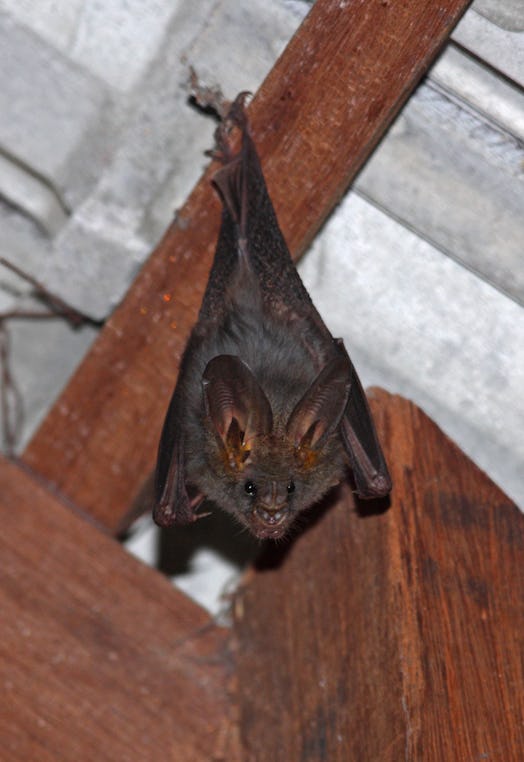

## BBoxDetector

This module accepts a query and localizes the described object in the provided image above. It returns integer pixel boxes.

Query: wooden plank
[0,456,239,761]
[233,390,524,761]
[23,0,473,531]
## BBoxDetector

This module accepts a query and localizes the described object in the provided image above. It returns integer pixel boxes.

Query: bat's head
[200,353,351,539]
[225,456,299,540]
[217,439,348,539]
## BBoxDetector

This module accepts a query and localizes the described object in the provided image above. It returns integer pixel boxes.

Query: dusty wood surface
[0,455,239,762]
[233,389,524,761]
[23,0,472,532]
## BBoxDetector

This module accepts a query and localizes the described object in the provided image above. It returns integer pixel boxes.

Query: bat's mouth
[251,505,289,539]
[253,523,289,540]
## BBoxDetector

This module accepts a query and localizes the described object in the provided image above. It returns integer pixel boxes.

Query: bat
[153,95,391,539]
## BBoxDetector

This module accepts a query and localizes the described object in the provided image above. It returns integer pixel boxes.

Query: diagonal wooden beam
[23,0,473,531]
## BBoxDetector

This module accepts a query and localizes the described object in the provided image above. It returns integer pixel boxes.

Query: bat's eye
[244,481,257,497]
[287,481,295,494]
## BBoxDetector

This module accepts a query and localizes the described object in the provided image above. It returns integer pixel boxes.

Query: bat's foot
[211,92,251,164]
[226,92,251,130]
[191,493,211,521]
[153,490,205,528]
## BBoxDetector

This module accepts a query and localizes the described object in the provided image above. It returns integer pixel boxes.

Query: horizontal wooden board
[0,456,239,761]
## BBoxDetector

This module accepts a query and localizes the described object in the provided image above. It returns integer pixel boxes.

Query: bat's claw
[226,91,251,130]
[195,510,212,521]
[212,91,252,163]
[190,492,211,521]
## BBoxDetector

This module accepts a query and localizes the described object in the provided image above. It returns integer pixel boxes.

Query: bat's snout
[254,503,288,526]
[251,499,290,539]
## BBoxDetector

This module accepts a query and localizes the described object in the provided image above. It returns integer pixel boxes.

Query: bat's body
[153,98,391,539]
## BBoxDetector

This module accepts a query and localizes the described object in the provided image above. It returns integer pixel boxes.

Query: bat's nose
[255,504,287,526]
[255,481,290,525]
[266,481,288,504]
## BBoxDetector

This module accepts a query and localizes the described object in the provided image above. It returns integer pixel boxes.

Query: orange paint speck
[140,306,148,315]
[170,321,177,330]
[162,293,172,302]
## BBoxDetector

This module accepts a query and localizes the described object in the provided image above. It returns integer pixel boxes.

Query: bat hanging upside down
[153,95,391,540]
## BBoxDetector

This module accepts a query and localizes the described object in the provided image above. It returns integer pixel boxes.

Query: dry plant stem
[0,324,23,454]
[0,257,100,328]
[0,310,76,320]
[0,258,102,453]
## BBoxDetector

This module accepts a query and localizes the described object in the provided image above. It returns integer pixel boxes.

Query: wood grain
[0,456,239,762]
[233,390,524,761]
[23,0,473,531]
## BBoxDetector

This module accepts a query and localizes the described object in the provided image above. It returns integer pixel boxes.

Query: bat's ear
[287,355,351,453]
[203,355,273,467]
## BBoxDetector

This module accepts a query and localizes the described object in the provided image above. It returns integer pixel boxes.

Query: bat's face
[233,469,297,539]
[198,433,301,539]
[199,434,348,540]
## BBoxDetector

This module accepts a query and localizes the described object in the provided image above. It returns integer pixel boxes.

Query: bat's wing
[339,346,392,499]
[208,98,331,339]
[153,385,202,527]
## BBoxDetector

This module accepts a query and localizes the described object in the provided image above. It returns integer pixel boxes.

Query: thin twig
[0,257,101,328]
[0,310,76,321]
[0,324,23,455]
[0,257,103,453]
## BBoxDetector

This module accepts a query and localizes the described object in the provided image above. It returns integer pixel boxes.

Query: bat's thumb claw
[227,91,252,129]
[195,510,212,521]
